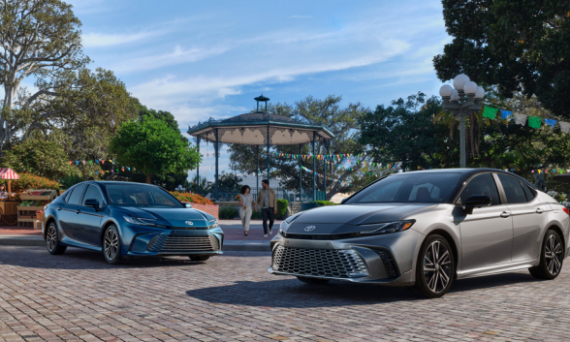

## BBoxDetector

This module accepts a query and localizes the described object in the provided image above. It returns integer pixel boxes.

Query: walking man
[255,179,277,237]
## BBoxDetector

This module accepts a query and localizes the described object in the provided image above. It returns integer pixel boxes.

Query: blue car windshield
[345,172,462,204]
[105,184,184,208]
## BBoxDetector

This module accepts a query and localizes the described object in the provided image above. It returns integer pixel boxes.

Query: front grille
[282,232,359,240]
[147,234,219,253]
[272,246,369,278]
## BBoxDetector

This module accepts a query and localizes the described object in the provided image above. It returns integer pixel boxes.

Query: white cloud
[82,31,165,48]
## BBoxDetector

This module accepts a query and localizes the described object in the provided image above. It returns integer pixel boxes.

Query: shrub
[59,174,84,189]
[169,192,213,205]
[314,200,337,206]
[0,173,61,195]
[219,205,238,219]
[251,210,263,219]
[277,199,288,219]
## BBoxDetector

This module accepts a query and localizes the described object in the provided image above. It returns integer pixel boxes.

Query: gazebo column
[196,137,200,193]
[312,131,316,201]
[215,129,219,202]
[256,145,259,192]
[266,126,270,183]
[324,151,327,200]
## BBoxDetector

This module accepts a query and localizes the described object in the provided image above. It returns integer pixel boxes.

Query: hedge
[0,173,60,194]
[277,199,288,219]
[219,205,238,219]
[170,192,213,205]
[314,200,337,206]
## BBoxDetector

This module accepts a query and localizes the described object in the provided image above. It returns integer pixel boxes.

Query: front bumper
[268,229,422,286]
[126,227,224,256]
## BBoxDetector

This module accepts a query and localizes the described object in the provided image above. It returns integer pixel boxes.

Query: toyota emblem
[304,225,316,232]
[185,221,194,226]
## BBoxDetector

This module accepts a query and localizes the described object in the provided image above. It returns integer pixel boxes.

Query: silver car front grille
[272,246,369,278]
[147,234,219,253]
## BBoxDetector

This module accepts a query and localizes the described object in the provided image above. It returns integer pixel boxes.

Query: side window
[83,185,105,207]
[459,173,501,205]
[67,184,87,205]
[522,184,537,202]
[498,174,528,204]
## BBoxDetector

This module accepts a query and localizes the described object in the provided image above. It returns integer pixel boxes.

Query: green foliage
[169,192,213,205]
[0,173,61,193]
[2,138,76,179]
[277,199,288,219]
[434,0,570,118]
[251,210,263,219]
[314,200,337,206]
[59,174,84,190]
[110,117,201,183]
[359,93,456,170]
[219,205,238,219]
[217,171,243,190]
[138,103,180,133]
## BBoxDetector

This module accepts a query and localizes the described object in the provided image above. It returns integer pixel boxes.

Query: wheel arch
[44,215,58,240]
[543,223,566,254]
[423,229,460,278]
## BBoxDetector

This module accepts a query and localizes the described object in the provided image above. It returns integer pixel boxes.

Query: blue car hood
[119,207,215,227]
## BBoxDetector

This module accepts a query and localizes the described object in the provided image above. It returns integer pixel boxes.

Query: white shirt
[238,194,254,209]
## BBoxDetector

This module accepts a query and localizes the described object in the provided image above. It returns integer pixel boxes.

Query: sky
[64,0,451,182]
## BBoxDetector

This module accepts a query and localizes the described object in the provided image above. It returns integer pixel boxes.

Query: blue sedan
[43,181,223,264]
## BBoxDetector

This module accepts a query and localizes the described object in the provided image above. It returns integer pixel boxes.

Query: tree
[19,68,138,161]
[137,103,180,133]
[433,0,570,118]
[0,0,89,147]
[359,93,456,170]
[216,171,243,190]
[109,117,200,183]
[1,138,76,179]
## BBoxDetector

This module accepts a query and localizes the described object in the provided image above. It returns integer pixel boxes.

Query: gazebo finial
[254,94,270,112]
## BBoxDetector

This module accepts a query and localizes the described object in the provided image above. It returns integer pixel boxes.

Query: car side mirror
[84,198,100,211]
[184,203,192,208]
[463,195,491,215]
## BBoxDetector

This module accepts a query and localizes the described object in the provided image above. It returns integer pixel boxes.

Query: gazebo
[187,95,334,202]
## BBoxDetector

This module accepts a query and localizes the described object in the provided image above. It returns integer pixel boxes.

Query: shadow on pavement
[185,272,539,307]
[0,246,212,269]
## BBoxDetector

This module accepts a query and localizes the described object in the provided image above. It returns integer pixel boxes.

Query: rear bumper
[126,227,224,256]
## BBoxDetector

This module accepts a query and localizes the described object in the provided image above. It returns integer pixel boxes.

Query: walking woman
[238,185,255,236]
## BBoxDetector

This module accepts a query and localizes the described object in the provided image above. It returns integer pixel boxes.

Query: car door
[57,183,87,242]
[496,174,547,263]
[457,173,514,271]
[74,184,106,247]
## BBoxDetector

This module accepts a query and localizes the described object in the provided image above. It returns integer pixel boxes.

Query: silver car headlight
[358,220,415,236]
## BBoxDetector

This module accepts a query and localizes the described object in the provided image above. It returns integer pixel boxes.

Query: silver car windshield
[105,184,184,208]
[346,172,462,204]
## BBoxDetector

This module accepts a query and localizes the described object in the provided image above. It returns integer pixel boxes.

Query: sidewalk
[0,219,281,251]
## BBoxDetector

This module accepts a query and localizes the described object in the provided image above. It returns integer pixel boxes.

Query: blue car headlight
[358,220,415,236]
[124,216,167,228]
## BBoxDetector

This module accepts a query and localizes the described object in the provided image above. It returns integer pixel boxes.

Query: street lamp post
[439,74,485,168]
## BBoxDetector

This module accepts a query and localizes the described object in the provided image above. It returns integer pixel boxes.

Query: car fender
[99,217,127,253]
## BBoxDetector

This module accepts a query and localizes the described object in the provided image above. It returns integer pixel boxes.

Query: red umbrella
[0,168,19,199]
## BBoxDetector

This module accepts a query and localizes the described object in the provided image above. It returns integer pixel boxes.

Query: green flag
[528,116,542,129]
[482,106,498,120]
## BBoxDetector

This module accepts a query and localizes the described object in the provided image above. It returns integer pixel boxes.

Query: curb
[0,236,271,252]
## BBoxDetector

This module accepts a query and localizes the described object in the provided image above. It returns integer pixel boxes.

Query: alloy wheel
[545,234,563,276]
[104,228,119,260]
[423,240,452,294]
[46,225,57,252]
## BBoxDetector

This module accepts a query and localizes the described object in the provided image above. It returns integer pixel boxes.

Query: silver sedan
[269,169,569,297]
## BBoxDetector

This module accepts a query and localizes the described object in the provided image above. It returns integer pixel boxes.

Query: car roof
[79,181,159,187]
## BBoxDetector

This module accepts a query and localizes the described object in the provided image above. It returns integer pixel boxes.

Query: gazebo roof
[187,99,334,146]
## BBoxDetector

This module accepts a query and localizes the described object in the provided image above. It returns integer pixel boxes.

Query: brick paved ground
[1,246,570,342]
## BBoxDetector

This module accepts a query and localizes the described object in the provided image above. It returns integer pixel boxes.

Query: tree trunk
[146,174,152,184]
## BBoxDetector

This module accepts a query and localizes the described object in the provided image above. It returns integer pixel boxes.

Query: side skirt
[456,260,538,280]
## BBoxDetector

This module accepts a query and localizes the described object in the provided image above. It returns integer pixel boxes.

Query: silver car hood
[286,203,438,235]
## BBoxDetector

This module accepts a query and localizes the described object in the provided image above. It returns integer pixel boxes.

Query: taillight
[563,207,569,215]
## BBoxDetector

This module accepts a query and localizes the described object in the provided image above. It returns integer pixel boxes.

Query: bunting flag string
[301,166,363,188]
[484,105,568,131]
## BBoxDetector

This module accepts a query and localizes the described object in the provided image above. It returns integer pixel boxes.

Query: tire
[414,234,455,298]
[46,222,67,255]
[529,229,564,280]
[189,255,210,262]
[296,276,330,285]
[102,225,122,265]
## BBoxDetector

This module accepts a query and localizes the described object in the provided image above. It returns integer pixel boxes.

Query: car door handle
[500,211,511,218]
[76,209,81,214]
[536,208,544,214]
[57,207,62,211]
